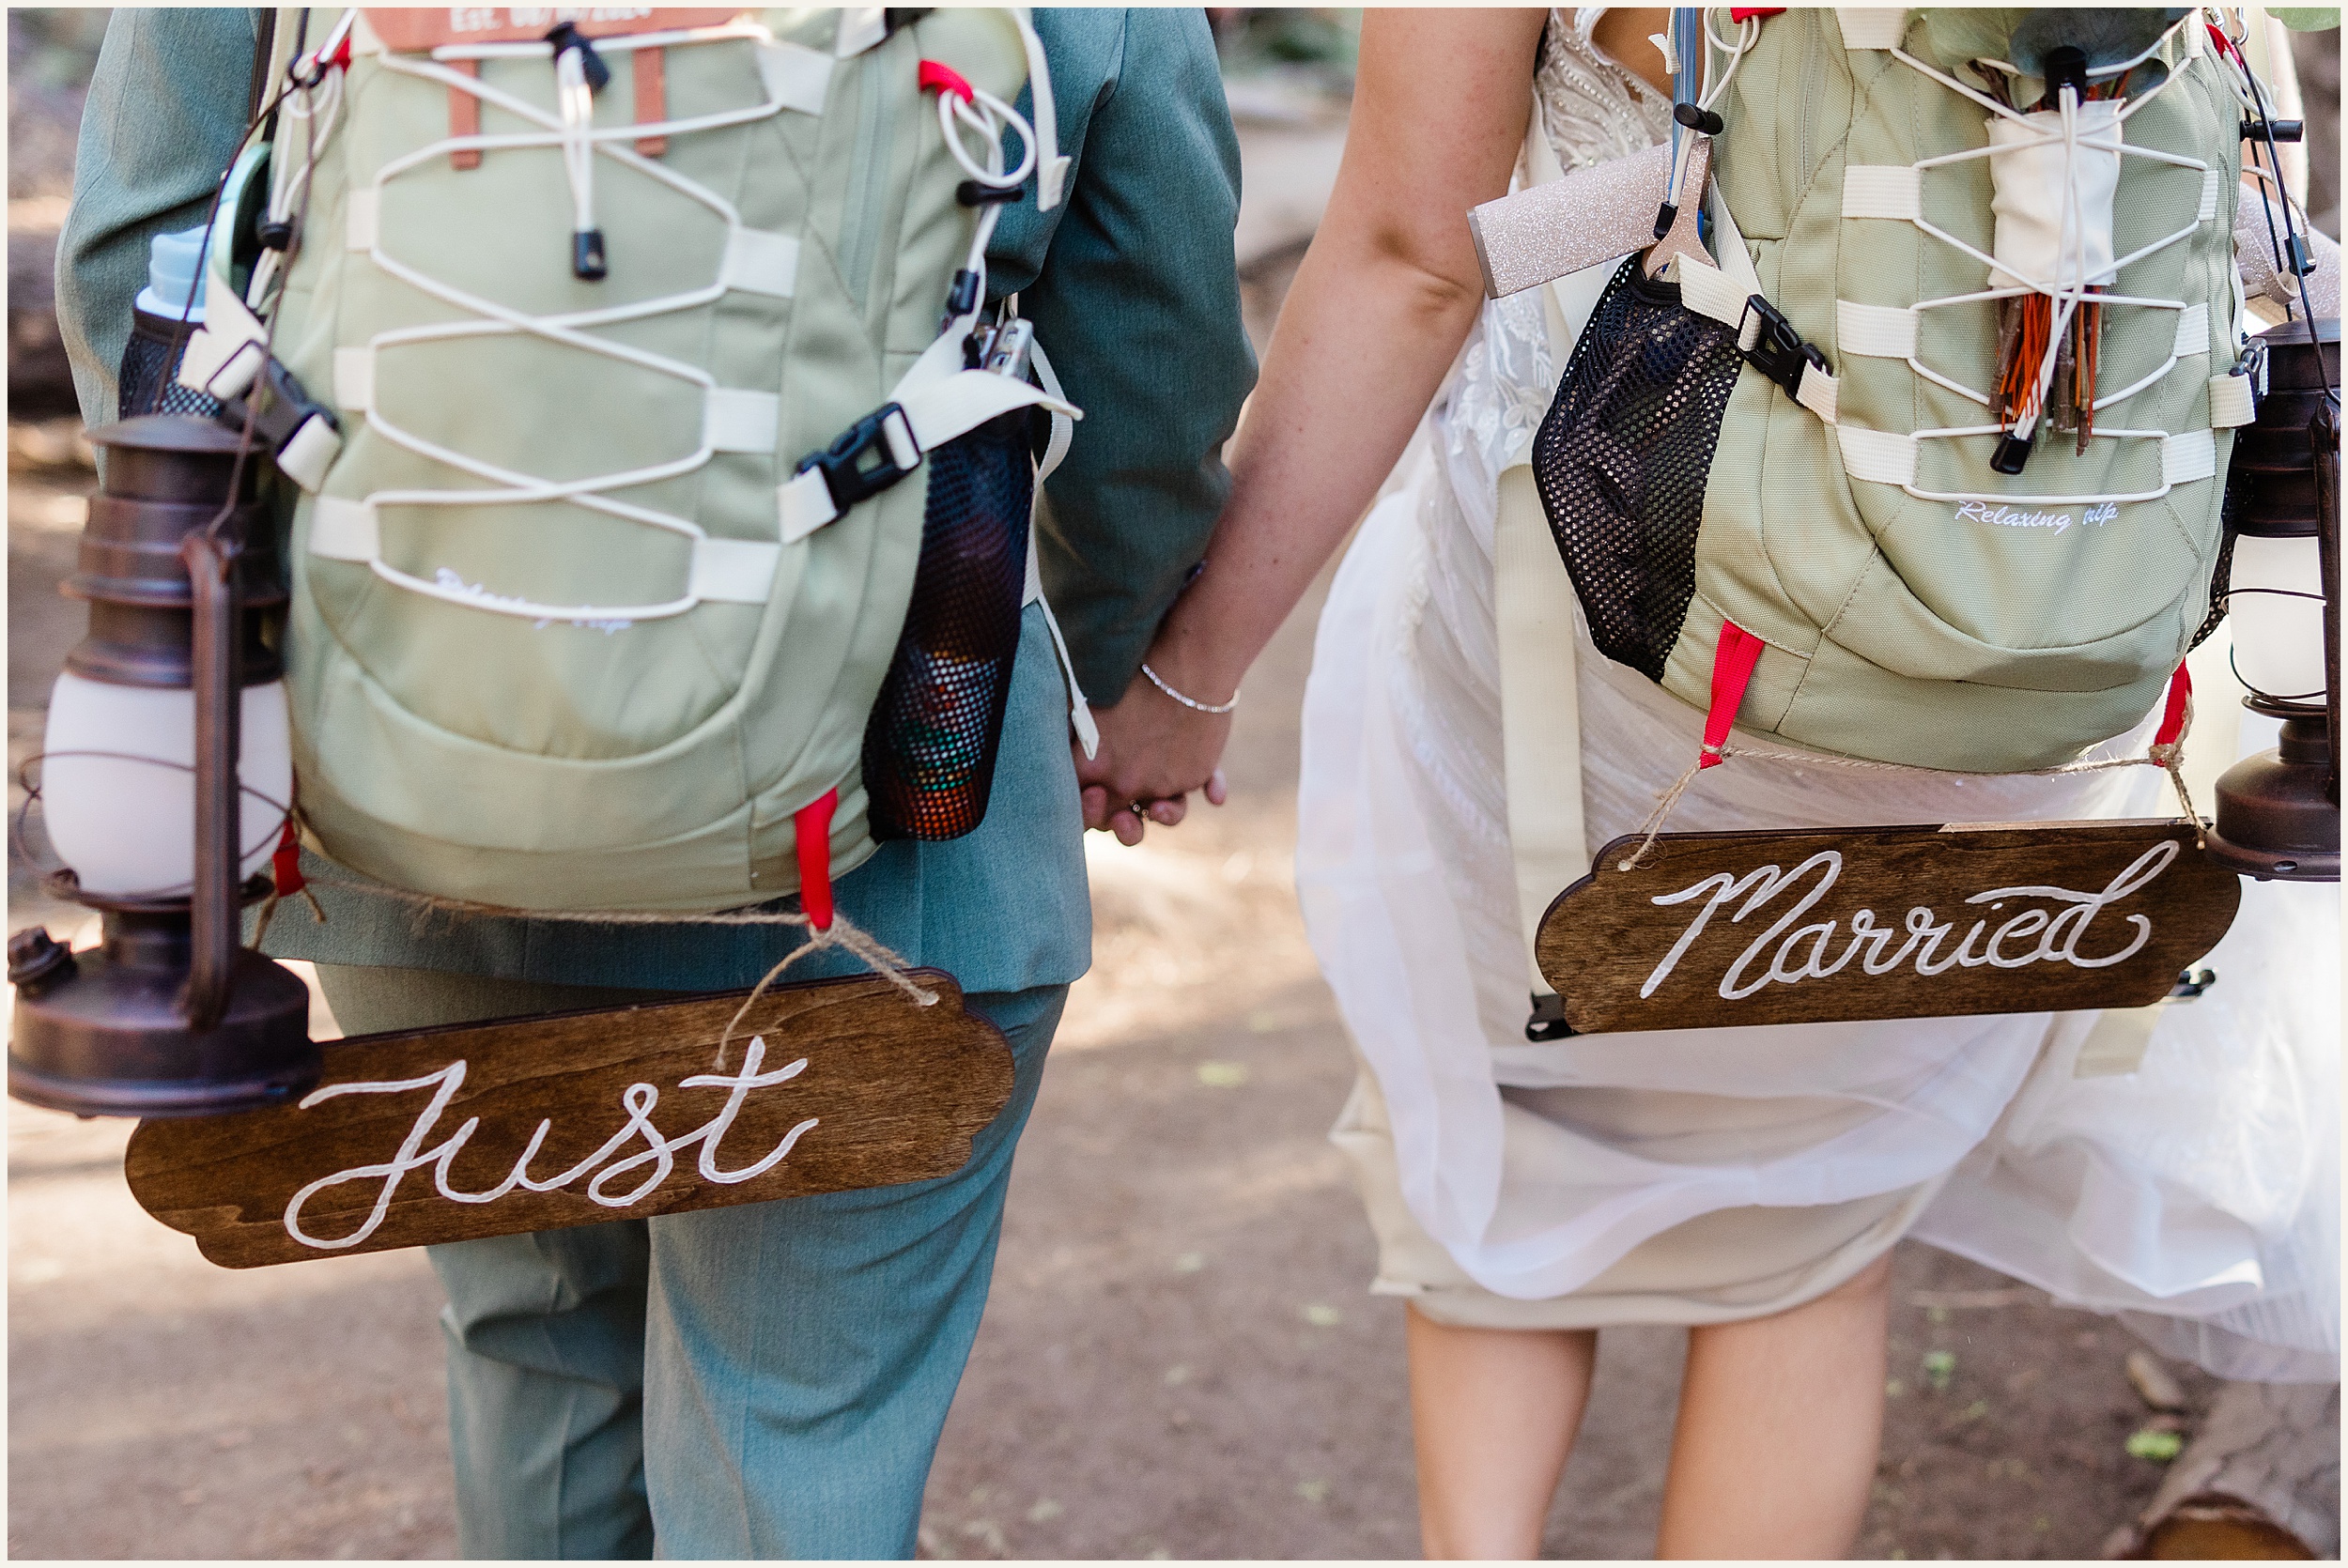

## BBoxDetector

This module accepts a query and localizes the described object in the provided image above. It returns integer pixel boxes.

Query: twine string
[282,873,939,1070]
[1613,728,2202,874]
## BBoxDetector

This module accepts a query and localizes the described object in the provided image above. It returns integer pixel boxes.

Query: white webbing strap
[1010,9,1069,211]
[2208,371,2255,429]
[1842,163,1923,222]
[2173,300,2209,358]
[1498,100,1600,1008]
[1790,356,1839,423]
[332,346,374,410]
[777,319,1077,546]
[686,537,780,603]
[1675,189,1840,424]
[779,466,842,545]
[2162,427,2217,484]
[1835,424,1919,486]
[834,8,888,57]
[310,494,777,609]
[753,40,834,116]
[1834,8,1909,49]
[175,280,268,401]
[1675,248,1751,330]
[275,416,342,493]
[703,388,780,453]
[309,495,379,561]
[346,187,379,251]
[1023,335,1095,757]
[1836,428,2220,497]
[1835,300,1919,359]
[719,228,800,299]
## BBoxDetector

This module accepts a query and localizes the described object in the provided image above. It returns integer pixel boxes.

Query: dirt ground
[0,123,2279,1564]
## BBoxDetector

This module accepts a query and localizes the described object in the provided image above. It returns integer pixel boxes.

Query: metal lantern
[8,415,319,1117]
[2203,316,2340,882]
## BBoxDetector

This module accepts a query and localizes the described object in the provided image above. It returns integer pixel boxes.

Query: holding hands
[1074,651,1235,846]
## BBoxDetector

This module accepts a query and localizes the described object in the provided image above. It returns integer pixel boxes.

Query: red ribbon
[1701,621,1768,769]
[2154,663,2192,749]
[795,788,838,932]
[270,816,305,897]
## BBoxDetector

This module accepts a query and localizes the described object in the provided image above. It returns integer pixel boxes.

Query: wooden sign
[364,9,744,52]
[1535,821,2240,1035]
[125,970,1012,1268]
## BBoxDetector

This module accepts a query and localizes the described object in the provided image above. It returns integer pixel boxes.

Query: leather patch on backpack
[365,8,741,54]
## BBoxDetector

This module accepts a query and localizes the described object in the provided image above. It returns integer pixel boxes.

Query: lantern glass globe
[2229,533,2328,706]
[39,673,291,898]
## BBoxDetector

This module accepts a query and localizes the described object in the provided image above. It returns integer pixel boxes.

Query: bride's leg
[1406,1304,1599,1559]
[1654,1253,1892,1560]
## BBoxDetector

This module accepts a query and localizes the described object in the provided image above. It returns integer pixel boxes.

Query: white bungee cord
[935,69,1041,312]
[1661,8,1755,220]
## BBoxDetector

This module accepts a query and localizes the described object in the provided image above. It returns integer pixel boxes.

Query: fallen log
[8,226,79,420]
[2111,1381,2339,1560]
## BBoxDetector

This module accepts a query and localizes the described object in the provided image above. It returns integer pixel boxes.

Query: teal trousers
[315,964,1066,1560]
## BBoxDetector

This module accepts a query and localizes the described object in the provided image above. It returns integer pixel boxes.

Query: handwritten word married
[1640,841,2177,1003]
[282,1036,819,1252]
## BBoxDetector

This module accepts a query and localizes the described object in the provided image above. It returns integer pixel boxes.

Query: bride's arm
[1078,8,1549,825]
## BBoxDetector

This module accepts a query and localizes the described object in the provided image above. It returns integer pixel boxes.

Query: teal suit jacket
[57,8,1255,995]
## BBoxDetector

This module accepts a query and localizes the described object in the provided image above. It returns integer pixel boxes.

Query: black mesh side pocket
[861,407,1031,841]
[117,310,226,421]
[1530,256,1744,681]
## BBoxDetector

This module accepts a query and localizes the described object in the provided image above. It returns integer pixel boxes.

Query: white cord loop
[551,35,607,279]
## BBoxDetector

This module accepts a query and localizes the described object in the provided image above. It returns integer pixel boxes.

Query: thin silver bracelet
[1140,661,1239,715]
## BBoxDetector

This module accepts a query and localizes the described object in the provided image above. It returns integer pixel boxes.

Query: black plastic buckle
[1738,295,1828,400]
[1524,992,1577,1042]
[217,355,337,453]
[796,404,918,515]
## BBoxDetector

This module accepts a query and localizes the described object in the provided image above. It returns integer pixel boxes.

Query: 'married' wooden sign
[126,971,1012,1268]
[1535,821,2240,1035]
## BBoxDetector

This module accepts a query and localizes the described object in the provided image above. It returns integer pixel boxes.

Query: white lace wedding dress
[1293,8,2338,1379]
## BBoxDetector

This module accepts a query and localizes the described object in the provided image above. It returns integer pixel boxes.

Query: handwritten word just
[281,1036,818,1251]
[1640,841,2177,1002]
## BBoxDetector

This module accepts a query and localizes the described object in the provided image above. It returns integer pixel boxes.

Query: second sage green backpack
[174,6,1080,914]
[1530,8,2249,774]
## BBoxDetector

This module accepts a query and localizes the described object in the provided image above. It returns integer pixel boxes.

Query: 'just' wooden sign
[125,971,1012,1268]
[1535,821,2240,1035]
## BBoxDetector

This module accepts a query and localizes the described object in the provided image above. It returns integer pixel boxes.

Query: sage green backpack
[1534,8,2248,773]
[176,7,1077,913]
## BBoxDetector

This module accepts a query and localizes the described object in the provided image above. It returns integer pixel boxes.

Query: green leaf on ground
[1922,1349,1957,1391]
[2126,1428,2186,1462]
